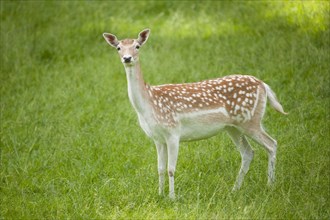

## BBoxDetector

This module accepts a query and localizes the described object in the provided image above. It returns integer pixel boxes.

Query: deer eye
[117,47,121,51]
[135,45,140,50]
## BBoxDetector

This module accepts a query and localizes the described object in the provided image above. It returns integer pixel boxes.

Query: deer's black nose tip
[123,56,132,63]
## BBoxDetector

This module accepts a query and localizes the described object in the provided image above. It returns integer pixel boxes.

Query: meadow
[1,1,329,219]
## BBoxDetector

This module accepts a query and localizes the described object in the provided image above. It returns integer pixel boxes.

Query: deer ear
[103,33,119,48]
[137,29,150,46]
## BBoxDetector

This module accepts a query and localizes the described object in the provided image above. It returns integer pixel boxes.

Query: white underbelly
[137,107,230,143]
[179,122,225,141]
[177,109,229,141]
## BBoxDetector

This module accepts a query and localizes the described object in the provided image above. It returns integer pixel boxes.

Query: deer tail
[264,83,288,115]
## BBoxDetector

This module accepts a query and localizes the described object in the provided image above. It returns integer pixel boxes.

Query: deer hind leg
[155,141,167,196]
[247,126,277,186]
[226,127,254,191]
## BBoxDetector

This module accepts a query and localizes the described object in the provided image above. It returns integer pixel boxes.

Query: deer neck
[124,62,152,117]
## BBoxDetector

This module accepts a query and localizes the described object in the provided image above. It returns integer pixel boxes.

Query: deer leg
[166,136,180,200]
[155,141,167,196]
[227,127,254,191]
[248,127,277,186]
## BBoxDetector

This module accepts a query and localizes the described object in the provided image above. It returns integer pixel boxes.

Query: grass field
[1,1,329,219]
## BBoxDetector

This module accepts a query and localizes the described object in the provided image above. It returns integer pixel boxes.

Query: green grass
[1,1,329,219]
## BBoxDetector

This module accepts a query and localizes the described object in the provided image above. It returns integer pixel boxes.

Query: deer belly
[178,111,229,141]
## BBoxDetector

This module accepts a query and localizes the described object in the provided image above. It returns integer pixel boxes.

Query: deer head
[103,29,150,66]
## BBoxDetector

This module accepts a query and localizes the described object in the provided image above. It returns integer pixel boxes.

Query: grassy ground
[1,1,329,219]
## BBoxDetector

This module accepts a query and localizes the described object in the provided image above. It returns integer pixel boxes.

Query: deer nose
[123,55,132,63]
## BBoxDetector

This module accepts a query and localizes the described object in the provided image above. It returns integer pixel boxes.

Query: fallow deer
[103,29,287,199]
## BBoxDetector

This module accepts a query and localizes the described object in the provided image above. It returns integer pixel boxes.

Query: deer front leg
[155,141,167,196]
[166,136,180,200]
